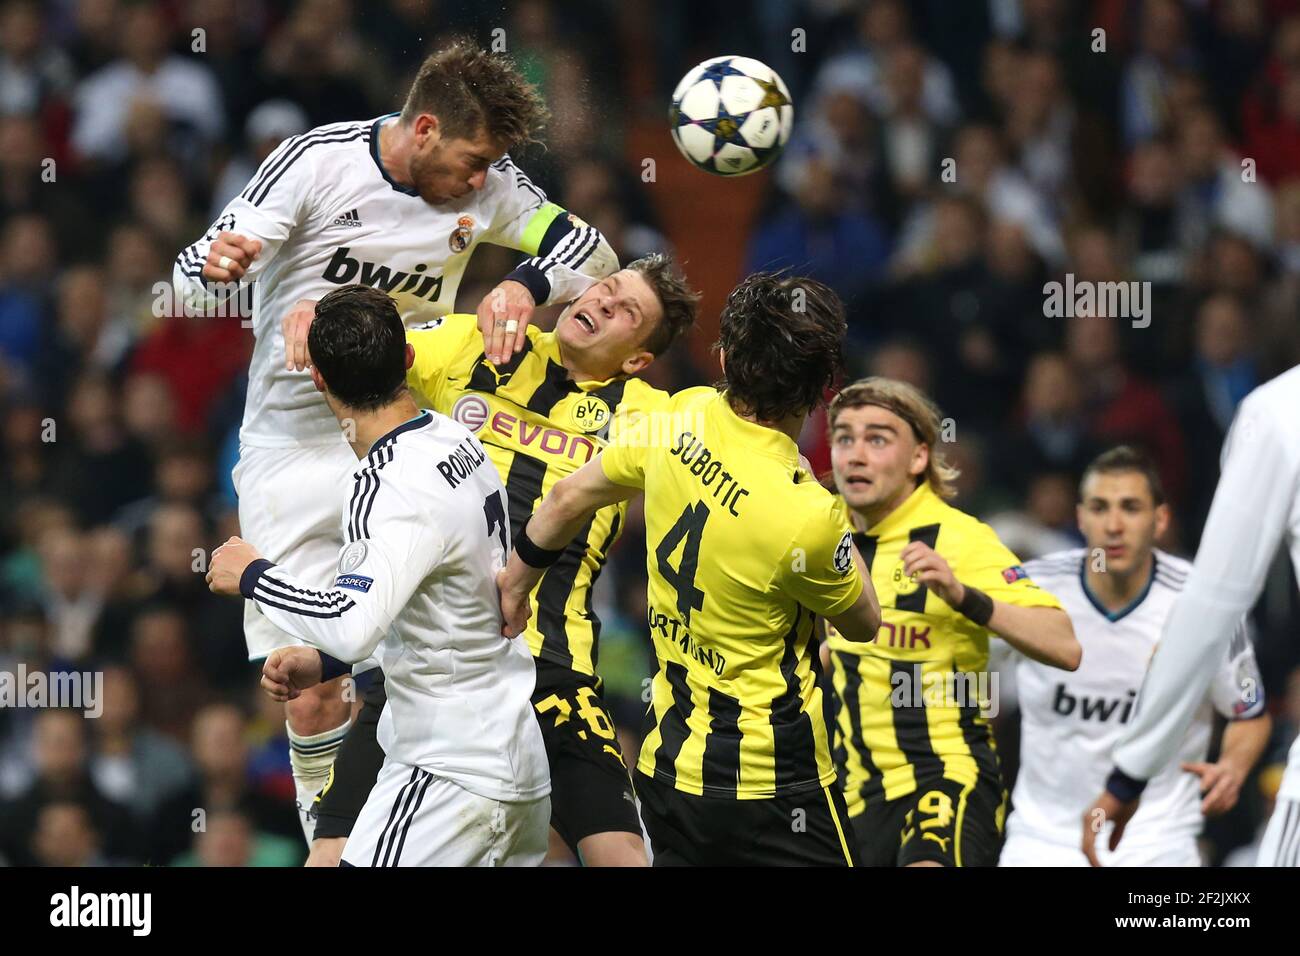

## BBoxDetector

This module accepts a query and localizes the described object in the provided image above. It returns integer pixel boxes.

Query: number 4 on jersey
[656,501,709,624]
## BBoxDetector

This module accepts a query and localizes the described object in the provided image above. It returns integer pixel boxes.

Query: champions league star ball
[669,55,794,176]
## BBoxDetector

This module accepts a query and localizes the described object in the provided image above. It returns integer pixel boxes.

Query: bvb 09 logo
[570,395,610,433]
[892,560,920,595]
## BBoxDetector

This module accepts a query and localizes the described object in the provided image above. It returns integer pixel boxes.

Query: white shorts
[233,441,358,660]
[341,758,550,867]
[999,830,1202,867]
[1256,797,1300,866]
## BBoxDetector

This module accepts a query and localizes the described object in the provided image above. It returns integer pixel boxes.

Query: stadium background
[1,0,1298,867]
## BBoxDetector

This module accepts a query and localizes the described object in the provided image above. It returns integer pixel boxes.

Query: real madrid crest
[569,395,611,433]
[449,215,474,253]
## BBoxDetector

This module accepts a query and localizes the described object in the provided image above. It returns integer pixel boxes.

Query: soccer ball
[669,55,794,176]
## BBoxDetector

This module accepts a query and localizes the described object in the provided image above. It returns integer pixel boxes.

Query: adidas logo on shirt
[332,209,363,227]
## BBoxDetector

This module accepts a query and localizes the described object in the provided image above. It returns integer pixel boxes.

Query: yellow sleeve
[598,409,651,490]
[781,499,865,618]
[958,523,1063,610]
[405,314,480,407]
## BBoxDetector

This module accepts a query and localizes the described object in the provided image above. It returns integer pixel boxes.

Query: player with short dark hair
[998,445,1270,867]
[1083,366,1300,868]
[497,272,883,866]
[172,37,619,842]
[206,283,550,866]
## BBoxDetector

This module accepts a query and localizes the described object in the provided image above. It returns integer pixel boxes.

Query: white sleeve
[239,491,441,664]
[482,157,618,305]
[1113,394,1299,779]
[171,133,316,313]
[1210,620,1267,721]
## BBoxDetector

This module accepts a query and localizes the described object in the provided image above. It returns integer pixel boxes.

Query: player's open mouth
[843,476,870,487]
[574,311,597,334]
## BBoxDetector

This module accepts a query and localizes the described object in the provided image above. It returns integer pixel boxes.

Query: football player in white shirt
[207,285,549,866]
[1084,366,1300,867]
[173,40,615,839]
[996,446,1270,866]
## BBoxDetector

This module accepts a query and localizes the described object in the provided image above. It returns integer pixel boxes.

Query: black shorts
[634,770,858,866]
[532,658,641,855]
[313,672,386,841]
[850,773,1006,867]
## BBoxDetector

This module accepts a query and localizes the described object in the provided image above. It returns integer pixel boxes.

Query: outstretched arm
[496,458,639,636]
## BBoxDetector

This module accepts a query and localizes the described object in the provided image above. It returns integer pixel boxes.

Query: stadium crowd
[0,0,1298,866]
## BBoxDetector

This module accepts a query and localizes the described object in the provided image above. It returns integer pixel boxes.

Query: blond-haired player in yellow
[823,377,1080,866]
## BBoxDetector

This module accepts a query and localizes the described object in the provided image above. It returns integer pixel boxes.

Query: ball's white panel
[671,63,706,103]
[778,103,794,143]
[719,75,762,115]
[713,143,758,175]
[675,123,717,164]
[678,80,720,121]
[739,106,781,149]
[727,56,772,79]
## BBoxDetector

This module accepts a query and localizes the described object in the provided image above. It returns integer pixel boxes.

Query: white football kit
[173,113,616,659]
[1107,365,1300,866]
[238,411,550,866]
[996,548,1265,867]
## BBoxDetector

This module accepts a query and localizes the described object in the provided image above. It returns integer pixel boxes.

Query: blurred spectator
[103,221,169,338]
[745,154,890,310]
[71,1,225,168]
[89,665,194,823]
[1001,51,1074,209]
[0,212,58,386]
[1177,107,1272,251]
[128,604,215,741]
[1170,293,1259,540]
[259,0,375,126]
[121,372,179,448]
[0,709,140,866]
[0,116,92,257]
[130,305,251,435]
[1064,313,1187,508]
[1120,0,1197,146]
[152,704,303,865]
[999,351,1100,494]
[0,0,76,117]
[46,372,154,526]
[172,806,302,867]
[813,0,959,127]
[30,801,109,866]
[779,88,893,222]
[132,503,245,690]
[35,526,100,662]
[1119,137,1186,285]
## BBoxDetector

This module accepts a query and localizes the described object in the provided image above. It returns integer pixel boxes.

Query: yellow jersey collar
[714,390,800,464]
[534,330,623,392]
[868,481,938,536]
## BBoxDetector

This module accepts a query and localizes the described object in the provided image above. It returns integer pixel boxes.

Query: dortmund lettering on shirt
[406,312,668,678]
[825,482,1063,816]
[599,387,865,799]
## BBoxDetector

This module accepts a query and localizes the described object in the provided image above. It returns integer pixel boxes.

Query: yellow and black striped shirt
[600,387,865,799]
[407,313,668,678]
[826,482,1062,815]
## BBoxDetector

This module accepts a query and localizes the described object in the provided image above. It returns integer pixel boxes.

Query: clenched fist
[202,231,262,283]
[206,536,263,595]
